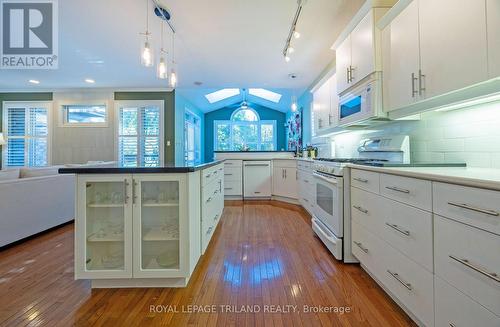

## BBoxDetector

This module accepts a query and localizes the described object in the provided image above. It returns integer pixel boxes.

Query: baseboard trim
[0,219,74,251]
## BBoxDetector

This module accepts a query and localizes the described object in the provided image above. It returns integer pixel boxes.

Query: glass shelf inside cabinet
[141,180,180,270]
[85,181,126,271]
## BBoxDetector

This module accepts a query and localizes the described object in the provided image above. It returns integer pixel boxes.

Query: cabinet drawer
[433,182,500,236]
[223,167,242,181]
[351,169,380,194]
[202,165,222,186]
[435,276,500,327]
[224,160,242,167]
[351,187,382,235]
[380,236,434,327]
[380,196,433,272]
[273,159,297,168]
[224,180,242,196]
[352,220,385,278]
[297,160,312,170]
[380,174,432,211]
[435,215,500,316]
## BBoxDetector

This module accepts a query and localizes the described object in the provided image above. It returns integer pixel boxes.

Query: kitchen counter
[347,164,500,191]
[58,160,224,174]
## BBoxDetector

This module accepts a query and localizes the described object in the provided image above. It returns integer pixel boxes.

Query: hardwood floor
[0,201,416,326]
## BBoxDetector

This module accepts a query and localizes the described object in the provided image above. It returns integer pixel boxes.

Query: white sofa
[0,161,116,247]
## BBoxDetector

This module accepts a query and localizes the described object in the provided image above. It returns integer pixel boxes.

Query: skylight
[205,88,240,103]
[248,88,282,103]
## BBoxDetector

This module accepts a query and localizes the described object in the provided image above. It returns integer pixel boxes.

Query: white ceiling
[0,0,364,110]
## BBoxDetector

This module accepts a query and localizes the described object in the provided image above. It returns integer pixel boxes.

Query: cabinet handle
[304,180,309,183]
[285,169,287,179]
[224,173,233,176]
[449,255,500,283]
[385,222,410,236]
[418,70,426,96]
[411,73,418,97]
[206,226,213,235]
[224,187,233,190]
[447,202,499,217]
[132,180,138,204]
[353,205,368,214]
[346,67,350,83]
[225,162,233,165]
[353,177,368,183]
[385,186,410,194]
[213,214,219,221]
[213,189,218,195]
[124,180,129,204]
[206,197,212,203]
[205,173,212,178]
[349,66,355,82]
[387,270,413,291]
[353,241,368,253]
[302,198,309,203]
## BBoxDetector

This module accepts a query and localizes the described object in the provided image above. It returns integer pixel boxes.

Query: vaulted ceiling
[0,0,364,110]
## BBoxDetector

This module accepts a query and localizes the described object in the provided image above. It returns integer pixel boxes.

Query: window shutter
[7,108,26,167]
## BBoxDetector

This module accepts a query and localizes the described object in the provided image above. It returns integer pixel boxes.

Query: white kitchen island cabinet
[60,161,224,288]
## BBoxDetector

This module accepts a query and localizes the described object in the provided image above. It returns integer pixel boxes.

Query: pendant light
[170,32,177,88]
[157,20,168,79]
[140,0,154,67]
[291,95,298,112]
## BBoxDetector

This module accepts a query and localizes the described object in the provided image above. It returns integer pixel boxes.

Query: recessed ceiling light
[85,78,95,84]
[205,88,240,103]
[29,79,40,84]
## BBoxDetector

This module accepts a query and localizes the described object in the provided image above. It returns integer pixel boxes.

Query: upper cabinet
[312,74,338,136]
[383,0,421,110]
[334,5,392,95]
[382,0,494,113]
[419,0,488,98]
[336,37,352,95]
[350,12,376,86]
[488,0,500,78]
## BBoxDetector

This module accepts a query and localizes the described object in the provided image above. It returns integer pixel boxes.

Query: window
[184,111,201,166]
[62,104,107,126]
[2,102,51,167]
[116,101,163,167]
[248,88,282,103]
[205,88,240,103]
[214,108,276,151]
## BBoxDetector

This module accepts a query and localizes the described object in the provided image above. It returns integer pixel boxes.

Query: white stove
[310,135,411,263]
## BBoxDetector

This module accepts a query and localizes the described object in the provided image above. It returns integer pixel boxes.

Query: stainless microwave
[338,76,385,126]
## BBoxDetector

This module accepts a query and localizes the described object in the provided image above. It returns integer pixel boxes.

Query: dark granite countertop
[58,160,224,174]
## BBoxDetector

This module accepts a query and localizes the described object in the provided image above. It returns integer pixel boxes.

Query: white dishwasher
[243,161,272,198]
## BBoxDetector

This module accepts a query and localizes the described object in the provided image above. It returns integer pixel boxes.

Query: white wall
[52,91,115,164]
[330,100,500,168]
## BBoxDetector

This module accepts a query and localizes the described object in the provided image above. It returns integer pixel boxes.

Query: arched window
[231,108,259,122]
[214,107,277,151]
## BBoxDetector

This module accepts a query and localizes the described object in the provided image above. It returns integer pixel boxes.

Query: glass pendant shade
[141,40,154,67]
[170,70,177,88]
[157,55,168,79]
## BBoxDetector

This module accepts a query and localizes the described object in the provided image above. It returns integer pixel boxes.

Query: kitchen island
[59,161,224,288]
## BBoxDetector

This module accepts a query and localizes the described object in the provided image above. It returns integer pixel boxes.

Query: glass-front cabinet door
[133,174,187,278]
[75,175,133,279]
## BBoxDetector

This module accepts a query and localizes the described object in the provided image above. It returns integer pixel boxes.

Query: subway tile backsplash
[330,101,500,168]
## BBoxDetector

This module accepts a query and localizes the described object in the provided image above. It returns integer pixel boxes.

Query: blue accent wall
[174,92,205,165]
[204,103,287,161]
[286,91,313,148]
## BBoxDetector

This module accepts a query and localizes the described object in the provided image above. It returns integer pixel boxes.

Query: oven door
[313,172,344,237]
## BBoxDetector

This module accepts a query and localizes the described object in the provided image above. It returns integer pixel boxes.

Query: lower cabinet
[297,161,315,214]
[351,168,500,326]
[435,276,500,327]
[273,160,298,200]
[75,173,198,284]
[201,164,224,254]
